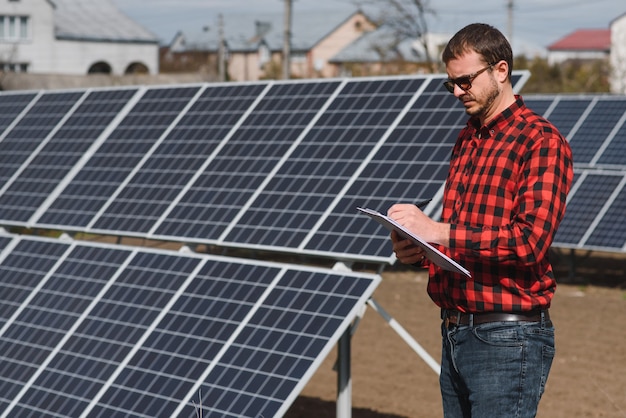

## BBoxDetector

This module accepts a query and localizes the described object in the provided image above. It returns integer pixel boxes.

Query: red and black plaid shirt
[428,96,574,313]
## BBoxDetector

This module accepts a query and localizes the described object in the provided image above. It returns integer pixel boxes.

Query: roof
[51,0,158,44]
[331,29,455,63]
[174,9,373,53]
[330,25,420,63]
[547,29,611,51]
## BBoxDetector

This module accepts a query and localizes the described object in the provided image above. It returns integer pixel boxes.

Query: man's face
[445,51,499,120]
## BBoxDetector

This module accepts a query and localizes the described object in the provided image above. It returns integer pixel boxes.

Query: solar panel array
[0,73,530,264]
[0,232,380,417]
[0,75,626,417]
[524,95,626,252]
[2,77,623,257]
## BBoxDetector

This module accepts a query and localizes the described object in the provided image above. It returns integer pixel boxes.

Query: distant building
[0,0,159,76]
[329,29,450,77]
[162,10,402,81]
[546,29,611,65]
[611,13,626,94]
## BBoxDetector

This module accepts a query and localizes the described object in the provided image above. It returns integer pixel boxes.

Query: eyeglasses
[443,63,494,93]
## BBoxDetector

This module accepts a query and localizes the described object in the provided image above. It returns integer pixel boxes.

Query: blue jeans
[440,317,555,418]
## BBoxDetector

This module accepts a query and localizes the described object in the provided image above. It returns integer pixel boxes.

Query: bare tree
[355,0,437,72]
[0,43,20,90]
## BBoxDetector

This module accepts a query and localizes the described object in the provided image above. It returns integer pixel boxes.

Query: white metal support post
[336,327,352,418]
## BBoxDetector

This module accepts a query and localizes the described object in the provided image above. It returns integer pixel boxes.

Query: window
[0,62,29,73]
[0,15,30,41]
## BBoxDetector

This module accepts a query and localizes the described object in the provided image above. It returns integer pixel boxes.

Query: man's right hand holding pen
[388,199,451,265]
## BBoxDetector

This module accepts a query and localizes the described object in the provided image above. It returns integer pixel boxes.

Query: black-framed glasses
[443,63,494,93]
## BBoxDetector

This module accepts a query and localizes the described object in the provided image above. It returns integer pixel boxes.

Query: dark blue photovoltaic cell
[596,110,626,166]
[554,173,623,246]
[90,84,267,233]
[568,100,626,165]
[0,239,72,410]
[36,86,201,228]
[225,77,425,249]
[0,92,37,137]
[521,97,554,117]
[0,239,69,331]
[195,269,377,418]
[1,245,131,416]
[6,250,197,417]
[88,260,279,417]
[0,89,138,223]
[540,98,592,139]
[306,76,459,257]
[0,236,379,417]
[0,91,84,193]
[155,81,342,240]
[583,177,626,249]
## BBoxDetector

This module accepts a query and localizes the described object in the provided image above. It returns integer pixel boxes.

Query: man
[388,23,573,418]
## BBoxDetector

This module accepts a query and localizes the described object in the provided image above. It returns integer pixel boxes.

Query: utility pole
[218,14,226,82]
[282,0,292,80]
[507,0,514,51]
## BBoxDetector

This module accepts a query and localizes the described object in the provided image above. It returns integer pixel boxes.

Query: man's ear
[492,60,509,83]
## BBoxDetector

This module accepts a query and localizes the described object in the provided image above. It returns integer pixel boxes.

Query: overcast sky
[111,0,625,54]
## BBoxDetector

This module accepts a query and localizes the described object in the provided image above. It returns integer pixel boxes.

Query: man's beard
[464,79,500,118]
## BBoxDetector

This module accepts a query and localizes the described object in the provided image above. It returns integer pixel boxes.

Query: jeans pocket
[472,323,524,347]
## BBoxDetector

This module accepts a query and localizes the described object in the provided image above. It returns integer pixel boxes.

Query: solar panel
[152,80,342,241]
[567,99,626,165]
[541,97,593,139]
[304,76,461,260]
[594,105,626,167]
[90,83,269,233]
[0,91,83,196]
[554,171,624,248]
[0,74,625,260]
[34,86,201,228]
[221,77,425,251]
[0,92,39,138]
[0,88,139,223]
[0,234,380,417]
[583,175,626,249]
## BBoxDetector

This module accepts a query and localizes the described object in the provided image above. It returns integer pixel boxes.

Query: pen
[416,198,432,209]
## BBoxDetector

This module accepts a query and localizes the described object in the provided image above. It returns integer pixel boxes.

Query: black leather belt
[442,309,551,327]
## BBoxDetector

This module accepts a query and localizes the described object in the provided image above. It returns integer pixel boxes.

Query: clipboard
[357,207,471,277]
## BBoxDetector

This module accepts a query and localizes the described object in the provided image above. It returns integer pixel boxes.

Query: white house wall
[610,14,626,94]
[0,0,158,76]
[44,40,158,75]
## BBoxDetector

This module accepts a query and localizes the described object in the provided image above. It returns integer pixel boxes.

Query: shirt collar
[468,95,525,139]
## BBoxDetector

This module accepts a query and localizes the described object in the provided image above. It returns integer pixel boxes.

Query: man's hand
[388,203,451,247]
[390,230,427,265]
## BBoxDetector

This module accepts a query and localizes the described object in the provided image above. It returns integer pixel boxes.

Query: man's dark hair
[442,23,513,78]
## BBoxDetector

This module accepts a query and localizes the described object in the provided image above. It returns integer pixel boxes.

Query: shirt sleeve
[449,126,573,267]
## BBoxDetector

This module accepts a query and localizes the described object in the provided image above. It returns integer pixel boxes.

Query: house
[546,29,611,65]
[329,29,450,77]
[0,0,159,76]
[610,12,626,94]
[162,10,378,81]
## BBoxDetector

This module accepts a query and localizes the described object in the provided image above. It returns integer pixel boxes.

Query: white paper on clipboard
[357,207,471,278]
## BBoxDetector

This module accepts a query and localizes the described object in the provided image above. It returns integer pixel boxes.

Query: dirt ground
[285,251,626,418]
